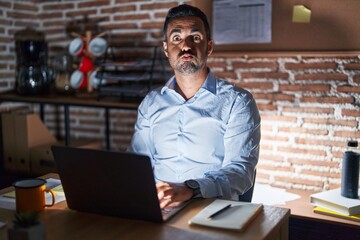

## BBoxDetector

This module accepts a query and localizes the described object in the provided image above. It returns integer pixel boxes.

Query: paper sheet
[213,0,272,44]
[252,183,300,205]
[0,178,66,211]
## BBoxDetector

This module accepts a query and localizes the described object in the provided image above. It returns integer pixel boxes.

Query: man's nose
[181,36,194,51]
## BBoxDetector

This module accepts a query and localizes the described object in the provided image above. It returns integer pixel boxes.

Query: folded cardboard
[30,139,102,176]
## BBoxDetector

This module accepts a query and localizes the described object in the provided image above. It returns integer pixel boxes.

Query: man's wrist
[184,179,202,198]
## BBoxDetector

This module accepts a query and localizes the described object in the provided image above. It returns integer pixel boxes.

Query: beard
[173,52,206,74]
[176,61,199,74]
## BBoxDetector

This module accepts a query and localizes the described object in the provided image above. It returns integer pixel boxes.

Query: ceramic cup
[14,179,55,212]
[70,70,87,89]
[89,37,107,57]
[68,37,85,57]
[79,56,94,73]
[89,71,106,88]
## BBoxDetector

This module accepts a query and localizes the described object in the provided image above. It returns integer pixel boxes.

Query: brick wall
[0,0,359,191]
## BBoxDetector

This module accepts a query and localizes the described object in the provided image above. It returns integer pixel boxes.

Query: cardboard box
[1,107,32,173]
[14,112,57,174]
[1,112,16,172]
[30,139,102,176]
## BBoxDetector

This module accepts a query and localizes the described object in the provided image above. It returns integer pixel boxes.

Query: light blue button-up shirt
[129,71,261,200]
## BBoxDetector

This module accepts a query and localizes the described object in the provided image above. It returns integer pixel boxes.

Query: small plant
[12,212,40,229]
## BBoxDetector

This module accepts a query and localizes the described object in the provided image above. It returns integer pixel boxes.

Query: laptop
[51,145,190,223]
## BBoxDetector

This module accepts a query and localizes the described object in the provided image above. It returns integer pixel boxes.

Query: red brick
[353,75,360,83]
[278,146,327,156]
[295,137,346,148]
[0,2,11,8]
[213,71,236,79]
[14,21,40,28]
[288,158,340,168]
[141,2,178,10]
[279,127,328,136]
[114,13,150,21]
[232,62,278,70]
[78,0,110,8]
[257,103,277,111]
[116,0,150,2]
[259,154,285,162]
[235,81,273,90]
[208,61,227,69]
[141,22,164,29]
[241,72,289,80]
[301,96,354,104]
[333,130,360,139]
[261,134,289,142]
[7,12,36,19]
[14,3,38,11]
[341,108,360,117]
[303,118,358,128]
[282,106,333,114]
[299,169,341,179]
[261,115,297,122]
[256,164,294,172]
[279,84,330,92]
[344,63,360,70]
[43,3,74,10]
[295,73,348,81]
[337,85,360,93]
[66,9,97,18]
[101,5,136,14]
[253,93,295,102]
[103,23,138,30]
[285,62,337,70]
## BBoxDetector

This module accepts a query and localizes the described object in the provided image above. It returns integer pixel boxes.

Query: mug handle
[45,189,56,207]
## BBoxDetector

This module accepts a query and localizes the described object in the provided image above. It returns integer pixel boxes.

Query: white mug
[89,38,107,57]
[68,37,85,57]
[70,70,87,89]
[89,71,106,88]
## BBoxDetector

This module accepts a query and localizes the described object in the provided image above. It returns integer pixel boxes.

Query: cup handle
[45,189,56,207]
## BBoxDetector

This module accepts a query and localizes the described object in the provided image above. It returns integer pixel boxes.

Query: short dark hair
[163,4,211,41]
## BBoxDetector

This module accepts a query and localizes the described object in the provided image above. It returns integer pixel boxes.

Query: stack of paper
[310,188,360,222]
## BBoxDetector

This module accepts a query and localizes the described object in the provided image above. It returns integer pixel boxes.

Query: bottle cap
[347,140,358,147]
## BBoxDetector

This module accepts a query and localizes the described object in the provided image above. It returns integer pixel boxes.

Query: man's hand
[156,181,193,209]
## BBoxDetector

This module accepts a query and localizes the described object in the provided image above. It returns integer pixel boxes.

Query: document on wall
[213,0,272,45]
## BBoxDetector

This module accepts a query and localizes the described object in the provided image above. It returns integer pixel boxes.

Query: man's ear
[163,41,169,57]
[207,39,214,56]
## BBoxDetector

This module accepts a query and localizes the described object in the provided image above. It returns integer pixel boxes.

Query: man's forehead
[167,16,205,34]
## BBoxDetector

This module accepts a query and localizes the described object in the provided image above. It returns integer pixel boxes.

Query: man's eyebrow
[169,27,202,36]
[169,28,181,36]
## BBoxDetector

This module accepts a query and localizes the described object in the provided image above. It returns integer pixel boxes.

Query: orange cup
[14,179,55,212]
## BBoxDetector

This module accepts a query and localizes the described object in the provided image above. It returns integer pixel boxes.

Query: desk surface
[0,173,290,240]
[0,90,140,110]
[281,189,360,227]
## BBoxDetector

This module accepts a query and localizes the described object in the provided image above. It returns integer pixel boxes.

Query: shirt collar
[160,71,217,95]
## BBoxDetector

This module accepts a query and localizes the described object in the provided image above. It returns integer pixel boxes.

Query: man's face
[163,16,213,75]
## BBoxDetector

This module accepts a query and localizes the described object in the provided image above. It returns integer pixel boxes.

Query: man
[129,4,260,209]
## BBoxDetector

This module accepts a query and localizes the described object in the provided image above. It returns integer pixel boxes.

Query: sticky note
[292,5,311,23]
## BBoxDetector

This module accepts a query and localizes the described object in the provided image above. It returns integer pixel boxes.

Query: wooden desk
[0,91,140,149]
[0,174,290,240]
[280,189,360,240]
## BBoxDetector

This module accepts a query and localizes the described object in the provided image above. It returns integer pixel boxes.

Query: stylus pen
[206,204,232,220]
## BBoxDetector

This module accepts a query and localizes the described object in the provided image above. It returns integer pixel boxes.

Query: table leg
[64,105,70,146]
[105,108,110,150]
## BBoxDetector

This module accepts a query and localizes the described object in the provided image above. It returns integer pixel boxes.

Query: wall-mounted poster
[213,0,272,45]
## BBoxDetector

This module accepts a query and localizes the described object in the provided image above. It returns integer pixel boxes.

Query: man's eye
[172,36,181,42]
[193,35,201,42]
